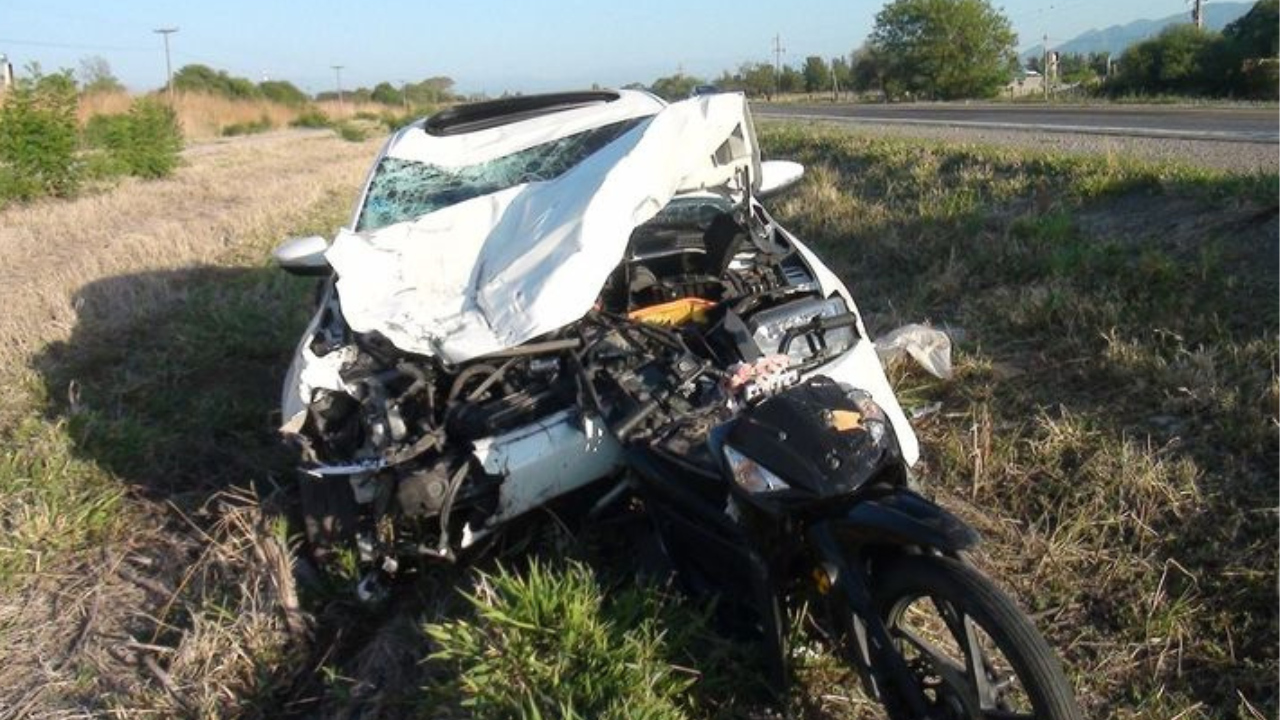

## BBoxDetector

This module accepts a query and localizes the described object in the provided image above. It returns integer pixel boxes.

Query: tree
[868,0,1018,100]
[78,56,124,94]
[739,62,776,98]
[172,64,261,99]
[802,56,829,93]
[831,56,853,91]
[850,45,888,94]
[1112,24,1220,96]
[779,64,804,93]
[259,79,308,106]
[649,73,702,101]
[1223,0,1279,58]
[370,81,404,106]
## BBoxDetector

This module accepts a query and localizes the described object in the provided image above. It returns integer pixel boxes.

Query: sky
[2,0,1205,95]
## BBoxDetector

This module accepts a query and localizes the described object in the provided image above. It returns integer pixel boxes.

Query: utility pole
[331,65,345,116]
[0,53,13,95]
[772,34,785,97]
[153,27,178,107]
[1191,0,1205,29]
[1042,34,1050,101]
[831,57,840,101]
[399,79,409,112]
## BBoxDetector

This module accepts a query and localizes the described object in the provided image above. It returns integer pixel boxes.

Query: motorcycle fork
[808,523,933,717]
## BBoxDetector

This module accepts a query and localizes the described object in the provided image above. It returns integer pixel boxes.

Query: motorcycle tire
[869,555,1081,720]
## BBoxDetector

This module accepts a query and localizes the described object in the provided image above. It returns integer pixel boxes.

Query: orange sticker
[828,410,863,432]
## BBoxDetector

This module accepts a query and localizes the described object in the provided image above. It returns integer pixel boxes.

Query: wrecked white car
[274,91,1080,718]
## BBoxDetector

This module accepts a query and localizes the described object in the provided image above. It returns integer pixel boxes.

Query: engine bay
[289,196,863,569]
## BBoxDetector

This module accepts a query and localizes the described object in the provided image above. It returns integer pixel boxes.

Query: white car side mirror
[758,160,805,199]
[274,235,331,276]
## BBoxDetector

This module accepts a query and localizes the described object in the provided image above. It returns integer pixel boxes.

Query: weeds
[424,560,698,719]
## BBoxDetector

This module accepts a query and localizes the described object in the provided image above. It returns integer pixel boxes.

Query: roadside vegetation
[0,116,1273,718]
[641,0,1278,104]
[0,67,182,207]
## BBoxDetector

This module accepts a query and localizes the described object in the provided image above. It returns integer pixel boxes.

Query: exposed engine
[289,197,860,582]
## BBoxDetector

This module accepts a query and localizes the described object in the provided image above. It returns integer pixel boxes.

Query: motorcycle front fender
[824,488,980,555]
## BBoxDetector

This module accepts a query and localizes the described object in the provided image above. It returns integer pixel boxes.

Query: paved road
[756,102,1279,143]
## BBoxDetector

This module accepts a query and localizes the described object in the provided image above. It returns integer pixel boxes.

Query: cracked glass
[356,118,646,232]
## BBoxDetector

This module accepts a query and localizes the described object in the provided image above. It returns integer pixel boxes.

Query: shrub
[334,121,369,142]
[82,97,183,180]
[0,69,81,202]
[221,114,273,136]
[289,107,331,128]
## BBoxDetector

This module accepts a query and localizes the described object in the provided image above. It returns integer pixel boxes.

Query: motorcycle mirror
[273,235,331,276]
[757,160,805,200]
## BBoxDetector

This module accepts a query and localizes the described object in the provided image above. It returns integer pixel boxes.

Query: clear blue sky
[2,0,1199,94]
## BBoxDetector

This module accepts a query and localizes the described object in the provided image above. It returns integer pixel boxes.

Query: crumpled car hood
[325,92,761,363]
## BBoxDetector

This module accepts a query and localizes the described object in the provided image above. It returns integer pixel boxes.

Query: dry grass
[77,91,401,142]
[0,130,378,716]
[0,131,376,400]
[765,124,1277,717]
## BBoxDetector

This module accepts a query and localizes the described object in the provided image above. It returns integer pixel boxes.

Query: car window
[356,117,646,231]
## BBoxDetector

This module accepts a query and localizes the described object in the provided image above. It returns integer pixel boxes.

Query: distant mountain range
[1021,2,1254,60]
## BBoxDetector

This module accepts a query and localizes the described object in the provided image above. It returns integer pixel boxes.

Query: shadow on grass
[33,266,314,503]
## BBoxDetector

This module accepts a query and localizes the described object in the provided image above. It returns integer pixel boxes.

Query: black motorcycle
[597,317,1082,720]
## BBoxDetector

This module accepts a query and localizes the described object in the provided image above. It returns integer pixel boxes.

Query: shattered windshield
[356,117,647,231]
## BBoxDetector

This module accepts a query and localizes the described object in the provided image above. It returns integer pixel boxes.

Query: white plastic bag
[875,324,954,380]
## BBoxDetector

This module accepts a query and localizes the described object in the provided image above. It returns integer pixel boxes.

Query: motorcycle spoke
[892,624,966,677]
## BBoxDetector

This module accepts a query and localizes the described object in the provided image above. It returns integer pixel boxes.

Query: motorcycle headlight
[843,387,889,446]
[723,444,791,494]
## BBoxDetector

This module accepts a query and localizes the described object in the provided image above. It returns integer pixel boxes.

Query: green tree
[370,81,404,106]
[831,56,853,91]
[869,0,1018,100]
[0,67,80,201]
[1224,0,1279,58]
[259,79,308,106]
[77,56,124,94]
[172,64,261,99]
[802,56,829,92]
[739,62,776,98]
[779,64,803,93]
[1112,24,1221,96]
[649,73,702,101]
[1221,0,1279,98]
[850,45,888,94]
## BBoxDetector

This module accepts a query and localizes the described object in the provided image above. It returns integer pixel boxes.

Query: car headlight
[723,445,791,493]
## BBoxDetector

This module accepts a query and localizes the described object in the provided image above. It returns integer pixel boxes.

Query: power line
[0,36,150,53]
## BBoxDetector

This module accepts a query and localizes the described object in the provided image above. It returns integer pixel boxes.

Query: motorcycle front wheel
[867,555,1081,720]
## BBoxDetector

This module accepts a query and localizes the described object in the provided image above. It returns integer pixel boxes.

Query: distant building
[1005,69,1044,98]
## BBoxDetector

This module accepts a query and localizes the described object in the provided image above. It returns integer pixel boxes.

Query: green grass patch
[424,560,705,719]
